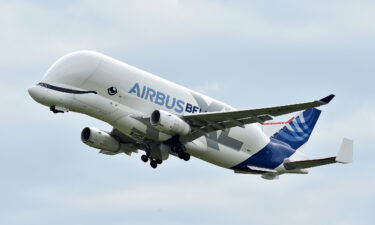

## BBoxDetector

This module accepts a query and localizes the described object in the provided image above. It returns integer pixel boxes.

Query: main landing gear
[140,138,191,169]
[141,154,163,169]
[141,152,189,169]
[170,136,191,162]
[172,145,191,161]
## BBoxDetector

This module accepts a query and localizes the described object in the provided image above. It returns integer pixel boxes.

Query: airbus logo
[128,82,205,114]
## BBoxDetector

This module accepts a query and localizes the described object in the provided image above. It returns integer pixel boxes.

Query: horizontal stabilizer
[284,157,336,170]
[284,138,353,170]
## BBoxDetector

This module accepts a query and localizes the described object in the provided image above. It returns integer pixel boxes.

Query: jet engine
[81,127,120,152]
[150,110,191,136]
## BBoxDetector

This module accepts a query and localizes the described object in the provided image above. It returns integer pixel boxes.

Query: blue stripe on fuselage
[231,138,295,172]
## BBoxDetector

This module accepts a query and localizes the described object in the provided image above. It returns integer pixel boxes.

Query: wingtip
[336,138,354,164]
[319,94,335,104]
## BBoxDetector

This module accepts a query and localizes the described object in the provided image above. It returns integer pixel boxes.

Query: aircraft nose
[28,86,37,99]
[28,85,45,103]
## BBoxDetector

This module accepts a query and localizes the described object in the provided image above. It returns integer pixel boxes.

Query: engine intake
[150,110,191,136]
[81,127,120,152]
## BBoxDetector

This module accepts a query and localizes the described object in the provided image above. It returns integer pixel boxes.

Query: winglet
[319,94,335,104]
[335,138,354,164]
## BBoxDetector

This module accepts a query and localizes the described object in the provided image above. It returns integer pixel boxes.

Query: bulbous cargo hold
[42,51,103,88]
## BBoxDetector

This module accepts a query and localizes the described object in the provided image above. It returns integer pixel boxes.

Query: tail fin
[272,108,321,150]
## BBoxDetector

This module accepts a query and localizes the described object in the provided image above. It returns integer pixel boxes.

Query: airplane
[28,50,353,180]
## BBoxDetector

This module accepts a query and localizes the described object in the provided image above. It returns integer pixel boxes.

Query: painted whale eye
[107,87,118,95]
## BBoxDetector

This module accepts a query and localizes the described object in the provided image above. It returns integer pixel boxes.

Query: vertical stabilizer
[272,108,321,150]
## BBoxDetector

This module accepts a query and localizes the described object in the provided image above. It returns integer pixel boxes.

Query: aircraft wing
[180,94,335,142]
[109,128,142,155]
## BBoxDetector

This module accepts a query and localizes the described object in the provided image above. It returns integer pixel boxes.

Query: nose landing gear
[50,106,69,114]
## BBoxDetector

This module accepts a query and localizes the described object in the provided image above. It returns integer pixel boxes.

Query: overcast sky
[1,1,374,225]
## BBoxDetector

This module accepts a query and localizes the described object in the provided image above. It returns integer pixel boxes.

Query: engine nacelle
[81,127,120,152]
[150,110,191,136]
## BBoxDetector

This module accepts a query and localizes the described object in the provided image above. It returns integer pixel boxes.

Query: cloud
[2,0,375,71]
[192,82,221,95]
[6,168,373,225]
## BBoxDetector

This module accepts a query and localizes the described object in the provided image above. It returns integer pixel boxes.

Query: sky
[0,0,374,225]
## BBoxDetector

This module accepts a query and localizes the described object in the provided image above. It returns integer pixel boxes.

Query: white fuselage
[28,51,307,174]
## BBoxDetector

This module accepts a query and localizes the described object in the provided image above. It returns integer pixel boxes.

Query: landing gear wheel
[141,155,149,163]
[178,152,184,159]
[156,159,163,164]
[182,153,190,161]
[150,160,158,169]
